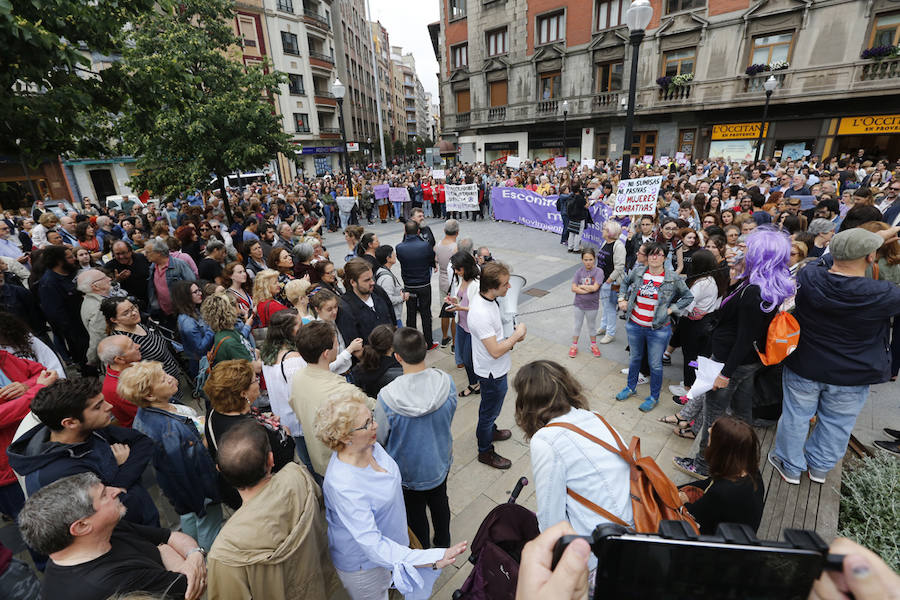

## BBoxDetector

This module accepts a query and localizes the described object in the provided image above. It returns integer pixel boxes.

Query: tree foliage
[0,0,156,160]
[116,0,292,204]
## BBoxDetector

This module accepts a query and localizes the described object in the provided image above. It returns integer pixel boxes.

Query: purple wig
[740,227,795,312]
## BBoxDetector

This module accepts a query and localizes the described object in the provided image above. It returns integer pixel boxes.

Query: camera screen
[595,537,824,599]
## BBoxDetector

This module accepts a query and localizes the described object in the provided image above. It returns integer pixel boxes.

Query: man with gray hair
[97,335,143,427]
[76,269,114,367]
[198,238,226,284]
[274,221,294,253]
[18,472,205,600]
[144,239,195,322]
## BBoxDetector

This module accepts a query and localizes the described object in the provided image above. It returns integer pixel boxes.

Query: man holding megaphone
[468,261,527,470]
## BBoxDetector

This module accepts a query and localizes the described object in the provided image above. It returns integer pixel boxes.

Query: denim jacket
[618,264,693,329]
[133,406,220,516]
[177,314,215,360]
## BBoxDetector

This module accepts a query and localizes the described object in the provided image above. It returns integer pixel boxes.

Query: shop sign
[837,115,900,135]
[711,123,768,140]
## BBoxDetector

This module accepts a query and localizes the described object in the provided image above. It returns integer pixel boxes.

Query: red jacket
[102,367,137,428]
[0,351,47,485]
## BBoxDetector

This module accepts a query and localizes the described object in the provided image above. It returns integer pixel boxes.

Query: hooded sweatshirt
[376,368,456,491]
[207,463,341,600]
[786,264,900,385]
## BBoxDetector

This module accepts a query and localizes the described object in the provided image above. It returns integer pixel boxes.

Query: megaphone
[497,274,526,338]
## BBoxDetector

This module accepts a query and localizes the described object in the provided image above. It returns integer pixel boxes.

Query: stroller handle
[508,476,528,503]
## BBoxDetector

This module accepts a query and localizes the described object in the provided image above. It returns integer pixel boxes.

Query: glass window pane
[610,0,620,27]
[876,13,900,26]
[751,47,768,64]
[665,63,678,76]
[874,29,894,46]
[682,59,694,73]
[598,2,608,29]
[611,63,623,90]
[771,44,789,63]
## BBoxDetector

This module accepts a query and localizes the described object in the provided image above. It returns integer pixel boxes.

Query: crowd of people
[0,148,898,599]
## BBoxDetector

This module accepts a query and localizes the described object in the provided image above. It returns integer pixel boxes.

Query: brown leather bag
[545,413,700,535]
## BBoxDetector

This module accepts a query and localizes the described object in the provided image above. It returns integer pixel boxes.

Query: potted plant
[656,75,673,91]
[771,60,790,71]
[860,45,900,60]
[745,63,770,76]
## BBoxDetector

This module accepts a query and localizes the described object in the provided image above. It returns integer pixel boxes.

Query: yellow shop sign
[837,115,900,135]
[711,123,768,140]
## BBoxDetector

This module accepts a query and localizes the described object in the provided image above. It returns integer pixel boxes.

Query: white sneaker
[620,367,629,375]
[596,328,606,336]
[599,334,615,344]
[637,374,649,385]
[668,384,687,397]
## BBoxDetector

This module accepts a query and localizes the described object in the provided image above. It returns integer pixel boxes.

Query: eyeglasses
[351,411,375,433]
[90,276,109,287]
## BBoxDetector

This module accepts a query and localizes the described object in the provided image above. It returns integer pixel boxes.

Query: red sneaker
[590,344,602,357]
[568,345,578,358]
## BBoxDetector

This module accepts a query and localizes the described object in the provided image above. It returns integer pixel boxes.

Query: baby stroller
[452,477,540,600]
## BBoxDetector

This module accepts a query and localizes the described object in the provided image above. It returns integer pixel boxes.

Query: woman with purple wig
[674,227,795,479]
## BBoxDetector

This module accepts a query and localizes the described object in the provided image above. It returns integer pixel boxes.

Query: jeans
[560,214,570,244]
[0,558,41,600]
[179,501,224,552]
[392,201,403,219]
[423,199,433,217]
[454,326,477,386]
[624,320,671,400]
[891,316,900,378]
[403,476,451,548]
[694,361,760,474]
[405,284,433,346]
[599,282,618,337]
[339,210,351,230]
[294,435,322,485]
[476,373,508,453]
[323,204,334,229]
[773,366,870,477]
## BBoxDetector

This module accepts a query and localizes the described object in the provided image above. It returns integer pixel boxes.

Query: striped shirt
[630,271,665,327]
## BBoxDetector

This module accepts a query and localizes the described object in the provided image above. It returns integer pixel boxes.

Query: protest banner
[506,156,521,169]
[336,196,356,212]
[580,158,596,169]
[388,187,410,203]
[431,169,445,179]
[374,184,390,199]
[554,156,567,168]
[445,184,479,212]
[612,176,664,217]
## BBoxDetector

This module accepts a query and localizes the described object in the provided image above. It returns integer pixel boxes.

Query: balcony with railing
[302,10,331,31]
[456,112,470,127]
[657,83,692,103]
[308,51,335,69]
[536,99,558,116]
[594,91,620,111]
[488,106,506,121]
[858,57,900,82]
[743,71,787,93]
[314,91,337,106]
[319,127,341,137]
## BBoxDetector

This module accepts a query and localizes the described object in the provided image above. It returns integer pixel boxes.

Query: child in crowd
[569,247,604,358]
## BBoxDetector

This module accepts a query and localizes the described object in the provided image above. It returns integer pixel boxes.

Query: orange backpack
[755,310,800,366]
[545,413,700,535]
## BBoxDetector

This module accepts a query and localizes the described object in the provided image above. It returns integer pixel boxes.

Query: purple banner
[491,187,629,247]
[389,187,410,203]
[374,184,390,199]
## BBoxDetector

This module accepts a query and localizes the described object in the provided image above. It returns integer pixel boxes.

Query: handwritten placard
[613,176,664,217]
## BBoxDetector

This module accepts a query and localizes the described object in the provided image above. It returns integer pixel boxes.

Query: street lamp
[330,77,353,191]
[561,100,569,161]
[754,75,778,164]
[621,0,653,180]
[367,136,372,166]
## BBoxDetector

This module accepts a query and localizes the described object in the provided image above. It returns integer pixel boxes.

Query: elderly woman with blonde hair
[284,276,314,323]
[120,360,223,550]
[200,293,260,370]
[316,392,467,600]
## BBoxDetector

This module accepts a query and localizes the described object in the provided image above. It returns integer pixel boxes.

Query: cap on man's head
[807,219,836,236]
[829,228,883,261]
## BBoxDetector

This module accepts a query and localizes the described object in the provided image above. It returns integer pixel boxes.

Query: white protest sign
[445,184,479,212]
[675,151,685,159]
[506,156,521,169]
[642,155,653,164]
[336,196,356,212]
[660,156,669,164]
[580,158,596,169]
[613,176,664,217]
[431,169,445,179]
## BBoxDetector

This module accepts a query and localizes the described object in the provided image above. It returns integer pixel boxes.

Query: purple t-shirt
[573,266,604,310]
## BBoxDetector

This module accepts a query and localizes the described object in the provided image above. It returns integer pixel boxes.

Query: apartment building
[370,20,396,148]
[334,0,379,148]
[436,0,900,164]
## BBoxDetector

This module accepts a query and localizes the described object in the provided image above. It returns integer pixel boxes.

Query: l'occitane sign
[711,123,768,140]
[837,115,900,135]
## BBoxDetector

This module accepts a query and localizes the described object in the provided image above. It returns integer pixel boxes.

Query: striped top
[630,271,665,327]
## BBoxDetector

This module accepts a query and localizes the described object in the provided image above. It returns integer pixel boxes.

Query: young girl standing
[569,247,604,358]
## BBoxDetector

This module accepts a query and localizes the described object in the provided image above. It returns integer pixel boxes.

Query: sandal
[658,414,688,428]
[675,427,696,440]
[459,384,481,397]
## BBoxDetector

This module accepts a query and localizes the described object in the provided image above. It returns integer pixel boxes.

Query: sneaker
[874,439,900,454]
[590,344,602,357]
[599,334,615,344]
[884,428,900,440]
[637,373,649,386]
[615,387,636,401]
[478,450,512,470]
[620,367,629,375]
[596,328,606,336]
[808,468,827,484]
[639,397,659,412]
[767,452,800,485]
[668,384,687,397]
[440,336,451,348]
[672,457,705,480]
[427,342,440,351]
[568,345,578,358]
[661,353,672,365]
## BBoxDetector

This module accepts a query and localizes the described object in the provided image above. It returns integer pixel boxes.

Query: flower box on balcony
[861,45,900,60]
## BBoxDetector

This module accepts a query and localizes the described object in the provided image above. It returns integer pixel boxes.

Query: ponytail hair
[358,324,396,371]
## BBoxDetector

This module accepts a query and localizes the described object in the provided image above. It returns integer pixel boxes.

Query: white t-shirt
[468,293,511,378]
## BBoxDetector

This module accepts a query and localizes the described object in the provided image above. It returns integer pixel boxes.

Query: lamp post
[754,75,778,164]
[561,100,569,161]
[367,136,372,167]
[330,77,353,191]
[621,0,653,180]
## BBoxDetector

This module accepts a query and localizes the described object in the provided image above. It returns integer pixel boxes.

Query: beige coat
[80,292,107,366]
[289,366,373,475]
[207,463,342,600]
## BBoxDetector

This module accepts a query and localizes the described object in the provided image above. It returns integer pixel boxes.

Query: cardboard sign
[431,169,445,180]
[445,184,479,212]
[642,155,653,164]
[613,176,664,217]
[580,158,596,169]
[675,152,685,160]
[554,156,568,168]
[506,156,521,169]
[388,187,410,203]
[660,156,669,164]
[374,184,390,199]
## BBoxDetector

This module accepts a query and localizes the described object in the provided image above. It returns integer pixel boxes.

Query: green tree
[0,0,156,161]
[117,0,291,222]
[382,132,393,160]
[392,139,406,158]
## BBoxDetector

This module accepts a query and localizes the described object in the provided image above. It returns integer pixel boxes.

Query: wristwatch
[186,547,206,559]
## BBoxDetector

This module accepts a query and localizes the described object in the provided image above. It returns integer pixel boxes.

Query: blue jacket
[133,407,220,516]
[177,314,215,360]
[147,256,196,313]
[375,369,456,490]
[395,234,435,287]
[618,264,694,329]
[6,424,160,526]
